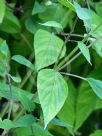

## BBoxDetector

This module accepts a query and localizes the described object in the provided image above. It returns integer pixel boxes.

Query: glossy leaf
[78,41,91,65]
[37,69,68,128]
[34,29,66,70]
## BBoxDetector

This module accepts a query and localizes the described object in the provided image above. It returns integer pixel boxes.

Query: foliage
[0,0,102,136]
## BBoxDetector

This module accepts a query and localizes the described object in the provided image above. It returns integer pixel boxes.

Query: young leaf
[0,0,6,24]
[32,1,46,15]
[34,29,66,70]
[7,74,21,83]
[78,41,91,65]
[87,78,102,99]
[73,2,91,20]
[58,0,75,12]
[0,40,9,57]
[37,69,68,128]
[39,21,63,29]
[12,55,35,71]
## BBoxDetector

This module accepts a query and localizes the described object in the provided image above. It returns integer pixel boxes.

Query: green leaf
[74,68,102,131]
[19,93,35,112]
[40,21,63,29]
[90,130,102,136]
[0,0,6,24]
[74,2,91,20]
[32,1,46,15]
[8,74,21,83]
[92,41,102,58]
[34,29,66,70]
[87,78,102,99]
[83,10,102,37]
[14,123,53,136]
[0,119,14,130]
[14,114,35,128]
[51,118,72,128]
[37,69,68,128]
[0,115,35,130]
[0,40,9,57]
[78,41,91,65]
[0,10,21,34]
[12,55,35,71]
[58,79,77,134]
[58,0,75,12]
[0,82,36,112]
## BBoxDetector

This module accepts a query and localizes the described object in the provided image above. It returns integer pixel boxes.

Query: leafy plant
[0,0,102,136]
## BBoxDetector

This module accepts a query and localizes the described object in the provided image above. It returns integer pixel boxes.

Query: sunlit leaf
[37,69,68,128]
[34,29,66,70]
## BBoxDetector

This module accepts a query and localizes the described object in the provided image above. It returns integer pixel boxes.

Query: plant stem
[59,40,97,71]
[60,72,87,81]
[54,16,78,69]
[56,21,102,71]
[0,102,9,118]
[56,46,78,70]
[19,70,32,88]
[20,33,33,51]
[61,33,84,38]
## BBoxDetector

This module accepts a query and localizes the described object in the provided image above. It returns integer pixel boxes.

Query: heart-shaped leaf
[37,69,68,128]
[34,29,66,70]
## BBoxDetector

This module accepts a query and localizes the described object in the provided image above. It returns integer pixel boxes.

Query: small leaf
[74,2,91,20]
[37,69,68,128]
[19,93,35,112]
[39,21,63,29]
[51,118,72,128]
[0,0,6,24]
[87,78,102,99]
[0,119,14,130]
[0,40,9,57]
[58,0,75,12]
[12,55,35,71]
[32,1,46,15]
[78,41,91,65]
[0,115,35,130]
[8,74,21,83]
[14,114,35,128]
[34,29,66,70]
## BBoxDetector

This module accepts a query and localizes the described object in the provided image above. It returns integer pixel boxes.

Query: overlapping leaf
[34,29,66,70]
